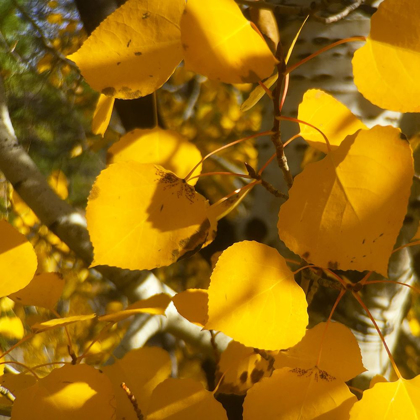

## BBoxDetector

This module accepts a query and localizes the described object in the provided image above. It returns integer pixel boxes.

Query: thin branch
[314,0,365,24]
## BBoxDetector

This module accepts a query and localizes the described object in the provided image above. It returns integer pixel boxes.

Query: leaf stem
[187,171,253,182]
[364,280,420,295]
[392,240,420,254]
[285,36,366,75]
[351,291,402,379]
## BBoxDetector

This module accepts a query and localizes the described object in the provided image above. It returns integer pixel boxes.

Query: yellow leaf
[47,13,63,24]
[217,340,271,395]
[349,377,420,419]
[0,220,38,297]
[12,191,39,226]
[206,241,308,350]
[172,288,208,327]
[9,272,64,309]
[87,162,212,270]
[0,373,37,407]
[107,127,202,183]
[240,74,277,112]
[274,322,365,382]
[98,293,171,322]
[146,378,228,420]
[0,316,24,340]
[92,94,115,137]
[352,0,420,112]
[370,375,388,388]
[298,89,367,153]
[11,365,116,420]
[67,0,185,99]
[32,314,96,333]
[47,1,59,8]
[278,126,413,275]
[103,347,171,420]
[181,0,276,84]
[48,170,68,200]
[243,367,356,420]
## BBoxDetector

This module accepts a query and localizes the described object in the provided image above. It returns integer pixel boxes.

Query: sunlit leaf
[278,126,413,275]
[87,162,212,270]
[298,89,367,153]
[217,340,271,395]
[243,367,356,420]
[206,241,308,350]
[172,288,208,327]
[352,0,420,112]
[240,74,277,112]
[103,347,171,420]
[181,0,276,84]
[92,94,115,137]
[107,127,202,184]
[48,170,68,200]
[146,378,228,420]
[11,365,115,420]
[9,273,64,309]
[32,314,96,333]
[349,377,420,419]
[68,0,185,99]
[274,322,365,382]
[0,220,38,297]
[98,293,171,322]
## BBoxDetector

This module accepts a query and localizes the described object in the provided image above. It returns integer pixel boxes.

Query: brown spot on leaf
[116,61,121,66]
[328,261,338,270]
[102,87,116,96]
[302,251,310,260]
[134,51,142,56]
[89,185,100,200]
[239,371,248,383]
[127,39,131,48]
[290,367,309,377]
[250,369,264,384]
[318,369,335,381]
[142,12,150,19]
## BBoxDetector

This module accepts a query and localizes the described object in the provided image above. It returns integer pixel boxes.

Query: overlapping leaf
[9,272,64,309]
[181,0,276,84]
[298,89,367,152]
[278,126,413,275]
[11,365,116,420]
[349,376,420,419]
[243,367,356,420]
[107,127,202,183]
[352,0,420,112]
[87,162,212,270]
[92,94,114,137]
[103,347,171,420]
[146,378,228,420]
[0,220,38,297]
[206,241,308,350]
[32,314,96,333]
[274,322,365,382]
[172,288,208,327]
[68,0,185,99]
[217,340,271,395]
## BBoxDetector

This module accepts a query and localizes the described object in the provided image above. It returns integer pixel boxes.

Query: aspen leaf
[48,170,69,200]
[87,162,212,270]
[298,89,367,153]
[32,314,96,333]
[274,322,365,382]
[11,365,116,420]
[92,94,114,137]
[107,127,202,184]
[0,374,37,407]
[349,377,420,419]
[145,378,228,420]
[9,272,64,309]
[243,367,357,420]
[206,241,308,350]
[0,220,38,297]
[240,74,277,112]
[172,288,208,327]
[67,0,185,99]
[98,293,171,322]
[103,347,171,420]
[352,0,420,112]
[217,340,271,395]
[278,126,413,275]
[181,0,276,84]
